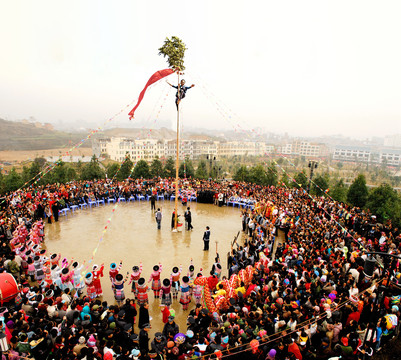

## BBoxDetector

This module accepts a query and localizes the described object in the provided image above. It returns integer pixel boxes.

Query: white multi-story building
[292,141,328,157]
[380,148,401,166]
[45,156,93,163]
[332,145,401,166]
[166,140,219,160]
[218,141,271,157]
[93,138,166,162]
[93,137,275,162]
[279,143,293,155]
[94,138,111,156]
[94,137,400,166]
[384,135,401,148]
[276,141,327,157]
[94,137,222,161]
[299,142,323,157]
[333,145,372,162]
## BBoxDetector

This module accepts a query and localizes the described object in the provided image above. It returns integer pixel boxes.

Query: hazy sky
[1,0,400,139]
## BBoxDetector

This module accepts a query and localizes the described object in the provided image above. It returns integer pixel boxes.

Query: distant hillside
[0,119,91,150]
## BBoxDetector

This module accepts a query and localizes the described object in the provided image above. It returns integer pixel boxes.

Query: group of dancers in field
[108,259,221,311]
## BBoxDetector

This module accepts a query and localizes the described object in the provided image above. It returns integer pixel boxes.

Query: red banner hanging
[129,68,175,119]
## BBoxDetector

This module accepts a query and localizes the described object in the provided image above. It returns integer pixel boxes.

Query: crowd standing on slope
[0,178,400,359]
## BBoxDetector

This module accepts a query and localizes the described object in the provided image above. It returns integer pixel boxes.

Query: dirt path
[0,148,92,164]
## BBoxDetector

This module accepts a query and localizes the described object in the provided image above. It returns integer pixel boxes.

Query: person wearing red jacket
[245,280,258,298]
[346,306,361,326]
[207,272,218,294]
[92,264,104,297]
[288,339,303,360]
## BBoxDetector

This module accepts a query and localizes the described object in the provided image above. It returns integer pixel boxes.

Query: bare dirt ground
[0,148,93,165]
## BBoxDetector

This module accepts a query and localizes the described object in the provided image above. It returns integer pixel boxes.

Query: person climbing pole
[167,79,195,109]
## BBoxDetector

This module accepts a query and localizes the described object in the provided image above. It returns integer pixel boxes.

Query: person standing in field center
[155,208,162,229]
[150,194,156,212]
[185,207,193,230]
[203,226,210,251]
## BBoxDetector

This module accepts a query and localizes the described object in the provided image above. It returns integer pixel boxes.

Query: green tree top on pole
[158,36,187,71]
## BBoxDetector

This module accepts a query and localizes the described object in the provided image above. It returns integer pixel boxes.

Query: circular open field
[44,199,243,335]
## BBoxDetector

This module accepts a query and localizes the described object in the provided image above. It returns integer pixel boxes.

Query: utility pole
[206,154,212,179]
[307,160,318,193]
[206,154,218,180]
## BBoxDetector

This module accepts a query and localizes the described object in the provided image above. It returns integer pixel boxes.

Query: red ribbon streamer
[128,68,175,119]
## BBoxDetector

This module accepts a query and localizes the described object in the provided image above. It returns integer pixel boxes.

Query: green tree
[366,183,401,228]
[76,160,83,176]
[195,160,208,180]
[52,161,68,183]
[347,174,368,208]
[0,171,5,194]
[80,156,105,181]
[248,165,266,185]
[21,166,31,184]
[37,160,73,185]
[311,174,329,196]
[106,163,120,179]
[184,157,195,178]
[280,172,290,188]
[34,157,46,168]
[179,157,195,179]
[234,165,250,182]
[133,160,150,179]
[265,163,278,186]
[29,160,42,181]
[150,156,163,178]
[208,164,218,180]
[158,36,188,70]
[293,171,308,189]
[391,176,401,187]
[179,163,185,178]
[65,165,77,181]
[4,168,23,192]
[40,170,53,185]
[51,162,76,183]
[330,179,347,203]
[163,157,175,178]
[21,157,46,186]
[117,156,134,181]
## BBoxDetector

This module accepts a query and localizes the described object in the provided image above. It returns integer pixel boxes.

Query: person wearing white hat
[84,272,96,300]
[71,261,85,295]
[130,348,141,359]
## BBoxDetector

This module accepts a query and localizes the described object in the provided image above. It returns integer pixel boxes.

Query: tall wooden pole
[174,71,180,230]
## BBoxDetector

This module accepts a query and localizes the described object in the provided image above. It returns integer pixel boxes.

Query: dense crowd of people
[0,177,400,360]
